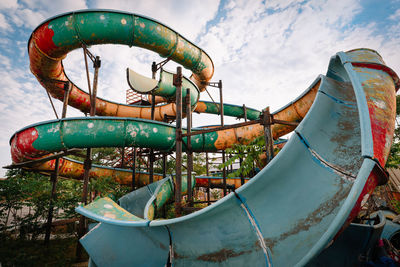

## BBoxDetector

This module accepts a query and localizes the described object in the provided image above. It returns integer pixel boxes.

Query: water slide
[8,10,400,266]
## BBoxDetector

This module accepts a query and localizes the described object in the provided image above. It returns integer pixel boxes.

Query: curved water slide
[75,50,399,266]
[9,9,400,266]
[14,9,314,184]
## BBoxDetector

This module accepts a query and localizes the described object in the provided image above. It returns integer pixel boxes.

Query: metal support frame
[44,81,72,246]
[174,66,183,217]
[240,157,245,186]
[131,147,136,191]
[261,107,274,163]
[162,153,167,178]
[77,46,101,260]
[147,59,170,182]
[186,88,193,207]
[205,80,227,195]
[206,152,211,205]
[243,104,248,122]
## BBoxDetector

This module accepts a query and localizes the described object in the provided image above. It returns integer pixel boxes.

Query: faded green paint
[155,69,199,106]
[30,118,222,154]
[74,12,133,46]
[44,11,212,77]
[170,36,202,71]
[133,16,177,57]
[202,102,261,120]
[83,197,145,221]
[32,118,176,152]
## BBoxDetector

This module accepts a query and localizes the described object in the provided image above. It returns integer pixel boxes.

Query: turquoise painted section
[80,223,170,266]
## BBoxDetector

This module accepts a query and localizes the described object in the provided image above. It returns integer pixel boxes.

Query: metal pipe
[243,104,248,122]
[149,62,156,183]
[77,53,100,260]
[44,157,60,245]
[186,88,193,206]
[174,66,183,217]
[131,147,136,191]
[206,152,210,205]
[218,80,227,196]
[44,81,72,246]
[262,107,274,163]
[162,153,167,178]
[240,157,244,186]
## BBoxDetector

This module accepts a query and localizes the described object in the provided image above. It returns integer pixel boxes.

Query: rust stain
[196,248,250,262]
[264,179,350,251]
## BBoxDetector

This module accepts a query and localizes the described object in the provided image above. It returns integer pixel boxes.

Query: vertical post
[44,81,71,245]
[120,147,125,168]
[90,56,100,116]
[243,104,247,122]
[162,153,167,178]
[77,54,100,260]
[44,157,60,245]
[218,80,227,196]
[61,82,72,118]
[149,62,157,183]
[206,152,211,205]
[240,157,244,186]
[262,107,274,163]
[186,88,193,206]
[174,67,183,217]
[131,147,136,191]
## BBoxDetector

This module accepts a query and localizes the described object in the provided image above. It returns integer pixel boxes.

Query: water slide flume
[8,9,399,266]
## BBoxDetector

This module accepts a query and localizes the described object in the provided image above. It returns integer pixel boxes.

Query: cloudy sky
[0,0,399,177]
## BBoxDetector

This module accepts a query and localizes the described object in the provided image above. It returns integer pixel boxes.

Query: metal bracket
[152,58,170,73]
[82,44,101,68]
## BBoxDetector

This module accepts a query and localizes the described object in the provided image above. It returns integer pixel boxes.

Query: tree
[386,95,400,168]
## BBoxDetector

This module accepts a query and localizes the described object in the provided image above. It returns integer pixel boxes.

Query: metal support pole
[44,158,60,245]
[89,56,100,116]
[131,147,136,191]
[243,104,248,122]
[174,67,183,217]
[262,107,274,163]
[218,80,227,196]
[162,153,167,178]
[149,62,157,183]
[240,157,244,186]
[44,81,71,245]
[120,147,125,168]
[77,54,100,260]
[206,152,211,205]
[186,88,193,206]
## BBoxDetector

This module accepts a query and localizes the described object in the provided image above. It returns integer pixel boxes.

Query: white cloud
[0,13,11,31]
[390,9,400,20]
[11,8,45,29]
[0,0,18,10]
[93,0,220,40]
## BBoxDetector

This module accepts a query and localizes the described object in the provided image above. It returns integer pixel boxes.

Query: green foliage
[0,168,130,240]
[218,136,266,178]
[90,176,130,201]
[153,153,207,176]
[386,95,400,168]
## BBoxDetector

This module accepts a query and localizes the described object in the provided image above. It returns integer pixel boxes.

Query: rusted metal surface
[174,66,183,217]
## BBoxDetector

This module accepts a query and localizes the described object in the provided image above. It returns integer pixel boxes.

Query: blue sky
[0,0,399,177]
